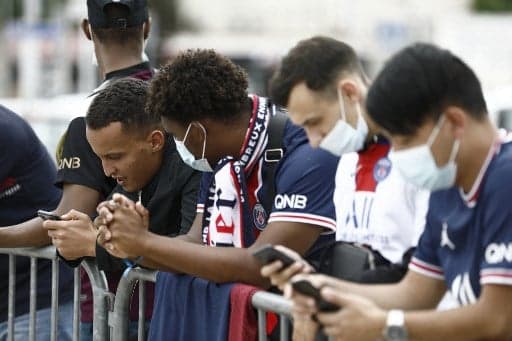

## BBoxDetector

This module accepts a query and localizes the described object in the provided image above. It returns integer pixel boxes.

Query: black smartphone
[37,210,62,221]
[252,244,296,268]
[291,279,339,312]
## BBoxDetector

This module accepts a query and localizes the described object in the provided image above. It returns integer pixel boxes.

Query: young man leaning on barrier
[43,78,200,339]
[0,106,74,340]
[259,35,431,339]
[95,49,339,339]
[287,43,512,341]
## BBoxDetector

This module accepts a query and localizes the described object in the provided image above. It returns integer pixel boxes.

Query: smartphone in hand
[291,279,339,312]
[252,244,296,268]
[37,210,62,221]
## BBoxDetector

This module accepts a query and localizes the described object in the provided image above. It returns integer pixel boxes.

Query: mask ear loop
[180,123,193,143]
[337,89,347,121]
[427,114,460,165]
[354,101,364,128]
[448,139,460,163]
[195,122,208,159]
[427,115,446,147]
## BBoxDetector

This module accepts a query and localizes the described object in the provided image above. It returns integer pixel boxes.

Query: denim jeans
[0,300,74,341]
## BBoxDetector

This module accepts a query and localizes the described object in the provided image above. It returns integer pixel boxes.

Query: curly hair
[86,78,158,134]
[269,36,363,107]
[147,49,249,125]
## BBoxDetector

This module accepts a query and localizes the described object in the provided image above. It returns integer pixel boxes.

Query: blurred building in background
[1,0,512,152]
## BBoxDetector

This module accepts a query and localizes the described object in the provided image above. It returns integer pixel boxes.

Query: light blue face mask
[390,115,460,191]
[319,89,368,156]
[174,122,213,172]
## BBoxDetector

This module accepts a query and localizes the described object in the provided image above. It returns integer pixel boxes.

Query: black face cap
[87,0,148,29]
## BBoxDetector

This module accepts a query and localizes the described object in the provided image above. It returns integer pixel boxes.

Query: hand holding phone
[37,210,61,221]
[252,244,296,268]
[291,279,340,312]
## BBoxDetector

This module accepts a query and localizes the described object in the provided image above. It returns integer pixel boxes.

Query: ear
[82,19,92,41]
[444,106,466,139]
[147,129,165,152]
[143,18,151,40]
[337,78,362,103]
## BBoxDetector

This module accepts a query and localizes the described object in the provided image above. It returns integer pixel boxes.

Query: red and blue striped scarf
[202,96,271,248]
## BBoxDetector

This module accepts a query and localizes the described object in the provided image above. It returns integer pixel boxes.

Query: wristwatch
[384,309,408,341]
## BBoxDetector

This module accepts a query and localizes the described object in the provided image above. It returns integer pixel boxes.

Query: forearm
[333,280,417,310]
[0,217,50,247]
[323,273,442,310]
[405,303,510,340]
[139,232,269,287]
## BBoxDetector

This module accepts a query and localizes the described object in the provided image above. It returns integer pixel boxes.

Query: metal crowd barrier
[252,291,293,341]
[0,246,78,341]
[2,245,298,341]
[0,246,110,341]
[109,266,157,341]
[81,258,111,341]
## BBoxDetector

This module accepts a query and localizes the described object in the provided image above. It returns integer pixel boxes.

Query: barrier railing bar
[138,279,146,341]
[0,246,59,259]
[81,259,110,341]
[50,258,59,341]
[7,255,16,341]
[257,309,266,341]
[72,267,80,341]
[252,291,293,341]
[252,291,293,317]
[279,314,289,340]
[110,267,157,341]
[29,257,37,341]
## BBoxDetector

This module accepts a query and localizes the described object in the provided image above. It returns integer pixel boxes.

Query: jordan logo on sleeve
[441,222,455,250]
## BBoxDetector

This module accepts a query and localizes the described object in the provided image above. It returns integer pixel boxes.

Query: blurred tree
[149,0,195,34]
[473,0,512,12]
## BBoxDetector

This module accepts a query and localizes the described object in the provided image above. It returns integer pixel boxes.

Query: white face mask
[319,89,368,156]
[174,122,213,172]
[390,115,460,191]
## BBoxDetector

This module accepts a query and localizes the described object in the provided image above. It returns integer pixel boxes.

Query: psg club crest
[373,157,391,182]
[253,203,267,230]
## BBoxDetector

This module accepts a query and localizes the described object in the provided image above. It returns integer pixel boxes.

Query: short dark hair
[269,36,364,107]
[147,49,249,125]
[86,78,158,135]
[366,43,487,136]
[91,4,144,46]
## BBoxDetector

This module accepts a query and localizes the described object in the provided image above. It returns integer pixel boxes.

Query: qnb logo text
[485,243,512,264]
[274,194,308,209]
[58,157,81,170]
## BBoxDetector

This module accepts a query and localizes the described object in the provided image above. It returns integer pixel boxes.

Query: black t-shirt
[0,105,73,321]
[55,62,153,197]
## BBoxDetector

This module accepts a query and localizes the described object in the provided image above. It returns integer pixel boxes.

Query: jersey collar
[458,136,502,207]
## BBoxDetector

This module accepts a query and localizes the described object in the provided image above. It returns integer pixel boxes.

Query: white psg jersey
[334,139,430,264]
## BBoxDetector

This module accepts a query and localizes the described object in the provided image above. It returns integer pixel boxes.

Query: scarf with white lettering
[202,96,271,248]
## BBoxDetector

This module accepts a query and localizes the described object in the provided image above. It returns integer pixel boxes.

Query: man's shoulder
[66,116,86,135]
[0,105,28,135]
[481,141,512,197]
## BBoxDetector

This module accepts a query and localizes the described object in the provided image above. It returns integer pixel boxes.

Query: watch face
[387,326,407,341]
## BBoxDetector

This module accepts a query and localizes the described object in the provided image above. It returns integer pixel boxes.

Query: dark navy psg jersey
[0,105,73,320]
[196,98,338,258]
[410,140,512,305]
